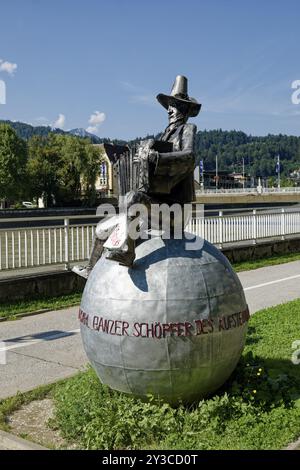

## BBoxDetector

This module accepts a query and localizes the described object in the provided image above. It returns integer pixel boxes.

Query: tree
[26,135,61,207]
[54,135,102,206]
[26,134,103,207]
[55,135,84,204]
[80,143,103,206]
[0,123,27,204]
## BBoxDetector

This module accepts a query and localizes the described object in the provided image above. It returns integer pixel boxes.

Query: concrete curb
[0,429,47,450]
[285,436,300,450]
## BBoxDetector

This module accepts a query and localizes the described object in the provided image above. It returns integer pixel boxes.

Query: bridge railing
[196,187,300,195]
[0,209,300,272]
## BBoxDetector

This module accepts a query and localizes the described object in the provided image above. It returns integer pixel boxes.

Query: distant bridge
[195,187,300,204]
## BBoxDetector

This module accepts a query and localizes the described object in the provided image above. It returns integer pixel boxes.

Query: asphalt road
[0,260,300,400]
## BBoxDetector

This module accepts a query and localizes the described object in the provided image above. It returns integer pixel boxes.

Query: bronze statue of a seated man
[73,75,201,278]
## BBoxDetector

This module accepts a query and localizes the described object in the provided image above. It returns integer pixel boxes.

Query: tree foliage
[195,129,300,177]
[0,123,27,201]
[2,122,300,206]
[26,133,103,206]
[26,135,61,206]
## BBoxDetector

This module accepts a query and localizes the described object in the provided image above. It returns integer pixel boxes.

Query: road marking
[0,329,80,353]
[244,274,300,291]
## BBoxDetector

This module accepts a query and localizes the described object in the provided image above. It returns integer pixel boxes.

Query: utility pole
[199,160,204,191]
[215,154,218,191]
[276,154,281,189]
[242,157,245,189]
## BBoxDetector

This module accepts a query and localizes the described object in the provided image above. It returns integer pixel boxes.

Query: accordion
[104,140,173,196]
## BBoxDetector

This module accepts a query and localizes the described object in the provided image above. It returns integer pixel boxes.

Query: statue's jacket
[138,123,197,205]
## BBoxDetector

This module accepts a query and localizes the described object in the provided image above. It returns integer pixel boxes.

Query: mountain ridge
[0,120,103,143]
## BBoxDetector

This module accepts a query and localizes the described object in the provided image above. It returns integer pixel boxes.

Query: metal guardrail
[196,187,300,195]
[1,210,300,272]
[187,209,300,246]
[0,215,99,271]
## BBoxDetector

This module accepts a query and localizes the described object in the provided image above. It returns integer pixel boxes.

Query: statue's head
[167,104,189,126]
[157,75,201,120]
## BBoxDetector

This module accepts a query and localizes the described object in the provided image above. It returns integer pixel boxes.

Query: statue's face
[167,104,188,125]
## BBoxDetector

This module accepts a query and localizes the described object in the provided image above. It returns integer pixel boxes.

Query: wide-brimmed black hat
[156,75,201,117]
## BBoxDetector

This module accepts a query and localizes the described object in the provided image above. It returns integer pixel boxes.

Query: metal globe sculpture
[79,235,249,405]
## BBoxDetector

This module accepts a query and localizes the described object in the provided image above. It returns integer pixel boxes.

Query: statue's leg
[88,236,105,271]
[106,191,153,267]
[72,216,119,278]
[72,236,104,279]
[169,204,185,238]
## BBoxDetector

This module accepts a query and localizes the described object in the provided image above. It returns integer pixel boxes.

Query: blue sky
[1,0,300,139]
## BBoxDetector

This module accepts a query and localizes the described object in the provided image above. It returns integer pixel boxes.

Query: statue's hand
[133,148,158,165]
[148,149,158,164]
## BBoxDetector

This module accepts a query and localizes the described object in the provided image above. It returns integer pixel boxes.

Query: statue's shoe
[106,250,135,268]
[72,265,89,279]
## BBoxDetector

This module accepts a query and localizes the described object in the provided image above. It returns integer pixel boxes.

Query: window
[100,161,108,186]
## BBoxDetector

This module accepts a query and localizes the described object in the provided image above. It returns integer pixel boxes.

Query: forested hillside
[0,120,126,145]
[1,120,300,177]
[195,130,300,177]
[0,120,67,140]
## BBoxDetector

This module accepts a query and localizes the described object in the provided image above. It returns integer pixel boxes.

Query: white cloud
[0,80,6,104]
[53,113,66,129]
[86,110,106,135]
[86,126,98,134]
[0,60,17,76]
[88,111,106,126]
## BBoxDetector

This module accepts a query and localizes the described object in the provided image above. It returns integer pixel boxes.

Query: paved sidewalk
[0,260,300,400]
[0,306,86,399]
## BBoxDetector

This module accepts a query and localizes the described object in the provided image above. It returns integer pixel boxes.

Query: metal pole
[242,157,245,190]
[278,155,281,189]
[216,155,218,192]
[281,207,285,240]
[218,210,223,248]
[64,217,70,271]
[199,160,204,191]
[252,209,257,245]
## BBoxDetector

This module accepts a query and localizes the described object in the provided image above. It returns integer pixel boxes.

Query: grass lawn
[1,298,300,449]
[46,299,300,450]
[232,251,300,272]
[0,292,82,320]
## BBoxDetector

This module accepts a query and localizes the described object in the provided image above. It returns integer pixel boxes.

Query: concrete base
[0,271,86,303]
[223,237,300,264]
